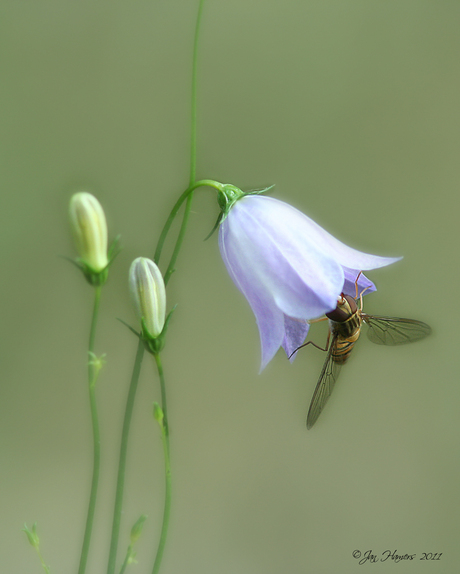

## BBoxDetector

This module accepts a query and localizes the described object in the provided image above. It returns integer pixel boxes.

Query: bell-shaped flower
[218,194,400,371]
[69,192,109,273]
[129,257,166,340]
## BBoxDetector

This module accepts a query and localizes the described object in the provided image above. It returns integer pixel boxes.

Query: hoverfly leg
[289,330,330,359]
[354,271,363,299]
[308,316,328,324]
[354,271,371,311]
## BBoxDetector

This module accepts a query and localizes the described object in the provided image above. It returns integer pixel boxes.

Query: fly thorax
[326,294,357,322]
[326,294,362,338]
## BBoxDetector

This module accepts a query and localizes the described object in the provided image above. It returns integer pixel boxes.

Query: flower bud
[130,514,147,545]
[69,192,109,272]
[22,523,40,549]
[129,258,166,339]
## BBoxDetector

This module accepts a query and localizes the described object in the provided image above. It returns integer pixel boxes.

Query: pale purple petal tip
[282,316,310,363]
[342,267,376,298]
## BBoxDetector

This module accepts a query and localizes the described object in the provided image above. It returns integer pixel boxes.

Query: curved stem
[153,179,222,280]
[151,353,172,574]
[163,194,192,287]
[106,338,145,574]
[78,285,102,574]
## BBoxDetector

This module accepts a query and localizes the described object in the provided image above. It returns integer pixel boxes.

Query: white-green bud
[129,258,166,339]
[69,192,109,272]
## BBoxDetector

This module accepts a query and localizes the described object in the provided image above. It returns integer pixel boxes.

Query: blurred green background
[1,1,458,573]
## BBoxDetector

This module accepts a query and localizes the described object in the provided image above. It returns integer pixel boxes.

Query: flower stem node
[153,402,165,428]
[129,258,175,354]
[69,192,119,286]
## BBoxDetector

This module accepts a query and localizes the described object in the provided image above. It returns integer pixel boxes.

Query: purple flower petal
[282,316,311,364]
[342,266,377,298]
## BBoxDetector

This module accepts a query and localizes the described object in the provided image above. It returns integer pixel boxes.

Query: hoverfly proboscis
[291,279,431,429]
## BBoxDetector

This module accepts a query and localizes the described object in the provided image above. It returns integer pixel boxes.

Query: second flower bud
[129,257,166,340]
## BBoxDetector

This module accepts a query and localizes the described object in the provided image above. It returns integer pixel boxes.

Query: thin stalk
[154,0,207,285]
[189,0,205,186]
[118,549,130,574]
[148,5,206,571]
[37,548,51,574]
[151,353,172,574]
[78,285,102,574]
[106,338,145,574]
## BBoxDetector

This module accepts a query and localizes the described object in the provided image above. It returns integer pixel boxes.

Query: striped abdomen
[326,294,363,365]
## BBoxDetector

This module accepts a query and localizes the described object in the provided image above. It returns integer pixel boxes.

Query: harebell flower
[217,189,400,370]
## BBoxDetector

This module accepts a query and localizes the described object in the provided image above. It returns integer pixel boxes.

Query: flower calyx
[140,305,176,355]
[217,183,274,221]
[205,183,274,239]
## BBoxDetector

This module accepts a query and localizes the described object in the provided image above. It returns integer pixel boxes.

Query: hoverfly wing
[361,314,431,346]
[306,333,342,429]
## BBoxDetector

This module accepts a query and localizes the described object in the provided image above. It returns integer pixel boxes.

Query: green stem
[154,0,207,286]
[118,547,131,574]
[151,353,172,574]
[189,0,205,186]
[36,546,51,574]
[78,285,102,574]
[165,193,193,288]
[106,338,145,574]
[154,179,222,280]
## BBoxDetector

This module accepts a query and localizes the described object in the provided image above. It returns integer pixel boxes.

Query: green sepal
[216,184,245,218]
[249,183,275,196]
[203,211,224,241]
[88,352,107,388]
[118,305,176,355]
[215,183,275,226]
[65,235,122,287]
[107,234,122,261]
[143,304,177,355]
[117,318,142,339]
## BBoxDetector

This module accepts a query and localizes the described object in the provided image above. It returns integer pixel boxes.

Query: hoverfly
[291,281,431,429]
